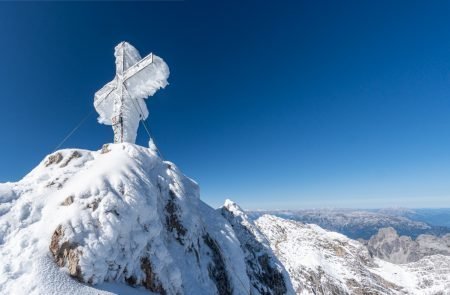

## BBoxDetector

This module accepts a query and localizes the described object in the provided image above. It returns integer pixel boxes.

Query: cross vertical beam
[113,42,126,143]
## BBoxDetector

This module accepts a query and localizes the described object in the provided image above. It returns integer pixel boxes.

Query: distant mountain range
[364,227,450,264]
[374,208,450,227]
[256,215,450,294]
[247,208,450,240]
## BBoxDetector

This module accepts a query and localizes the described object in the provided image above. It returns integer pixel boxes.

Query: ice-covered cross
[94,41,170,144]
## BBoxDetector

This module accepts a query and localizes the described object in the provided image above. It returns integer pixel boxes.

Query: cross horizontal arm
[123,53,154,81]
[94,82,117,108]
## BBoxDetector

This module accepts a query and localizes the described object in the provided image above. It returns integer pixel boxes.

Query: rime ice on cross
[94,42,170,144]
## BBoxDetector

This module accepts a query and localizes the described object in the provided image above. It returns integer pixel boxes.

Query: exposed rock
[367,227,450,263]
[61,195,74,206]
[220,200,294,295]
[46,178,63,189]
[45,152,63,167]
[140,257,166,294]
[257,254,289,294]
[165,189,187,244]
[60,151,82,168]
[49,225,82,281]
[87,198,101,211]
[203,233,233,295]
[101,144,111,154]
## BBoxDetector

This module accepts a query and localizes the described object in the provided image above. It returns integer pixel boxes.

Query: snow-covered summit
[0,143,255,294]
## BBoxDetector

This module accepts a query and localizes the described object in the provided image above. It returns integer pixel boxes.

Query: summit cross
[94,41,170,144]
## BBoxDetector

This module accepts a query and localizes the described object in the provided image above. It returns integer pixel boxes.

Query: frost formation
[94,42,169,144]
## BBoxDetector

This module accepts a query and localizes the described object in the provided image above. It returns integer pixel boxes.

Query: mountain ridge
[1,143,449,294]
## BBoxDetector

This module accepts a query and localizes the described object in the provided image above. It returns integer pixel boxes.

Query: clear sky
[0,1,449,209]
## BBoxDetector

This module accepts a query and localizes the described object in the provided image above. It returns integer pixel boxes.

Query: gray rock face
[220,200,295,295]
[367,227,450,263]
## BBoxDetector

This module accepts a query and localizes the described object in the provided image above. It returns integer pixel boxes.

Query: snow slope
[255,215,450,295]
[220,200,295,295]
[0,143,252,294]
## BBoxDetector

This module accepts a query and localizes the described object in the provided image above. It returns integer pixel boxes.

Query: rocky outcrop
[255,215,404,295]
[203,233,233,295]
[49,225,82,281]
[45,152,63,167]
[366,227,450,263]
[220,200,294,295]
[140,257,166,294]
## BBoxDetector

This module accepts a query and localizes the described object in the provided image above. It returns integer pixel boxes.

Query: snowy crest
[94,42,169,143]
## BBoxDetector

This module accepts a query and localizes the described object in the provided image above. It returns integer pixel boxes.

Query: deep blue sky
[0,1,449,209]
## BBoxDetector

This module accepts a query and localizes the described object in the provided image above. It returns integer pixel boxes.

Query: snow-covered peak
[0,144,255,294]
[223,198,238,210]
[222,199,247,219]
[366,227,450,263]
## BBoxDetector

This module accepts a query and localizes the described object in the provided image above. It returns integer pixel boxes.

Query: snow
[220,200,295,294]
[33,255,154,295]
[372,255,450,294]
[255,214,450,295]
[0,143,250,294]
[1,140,448,294]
